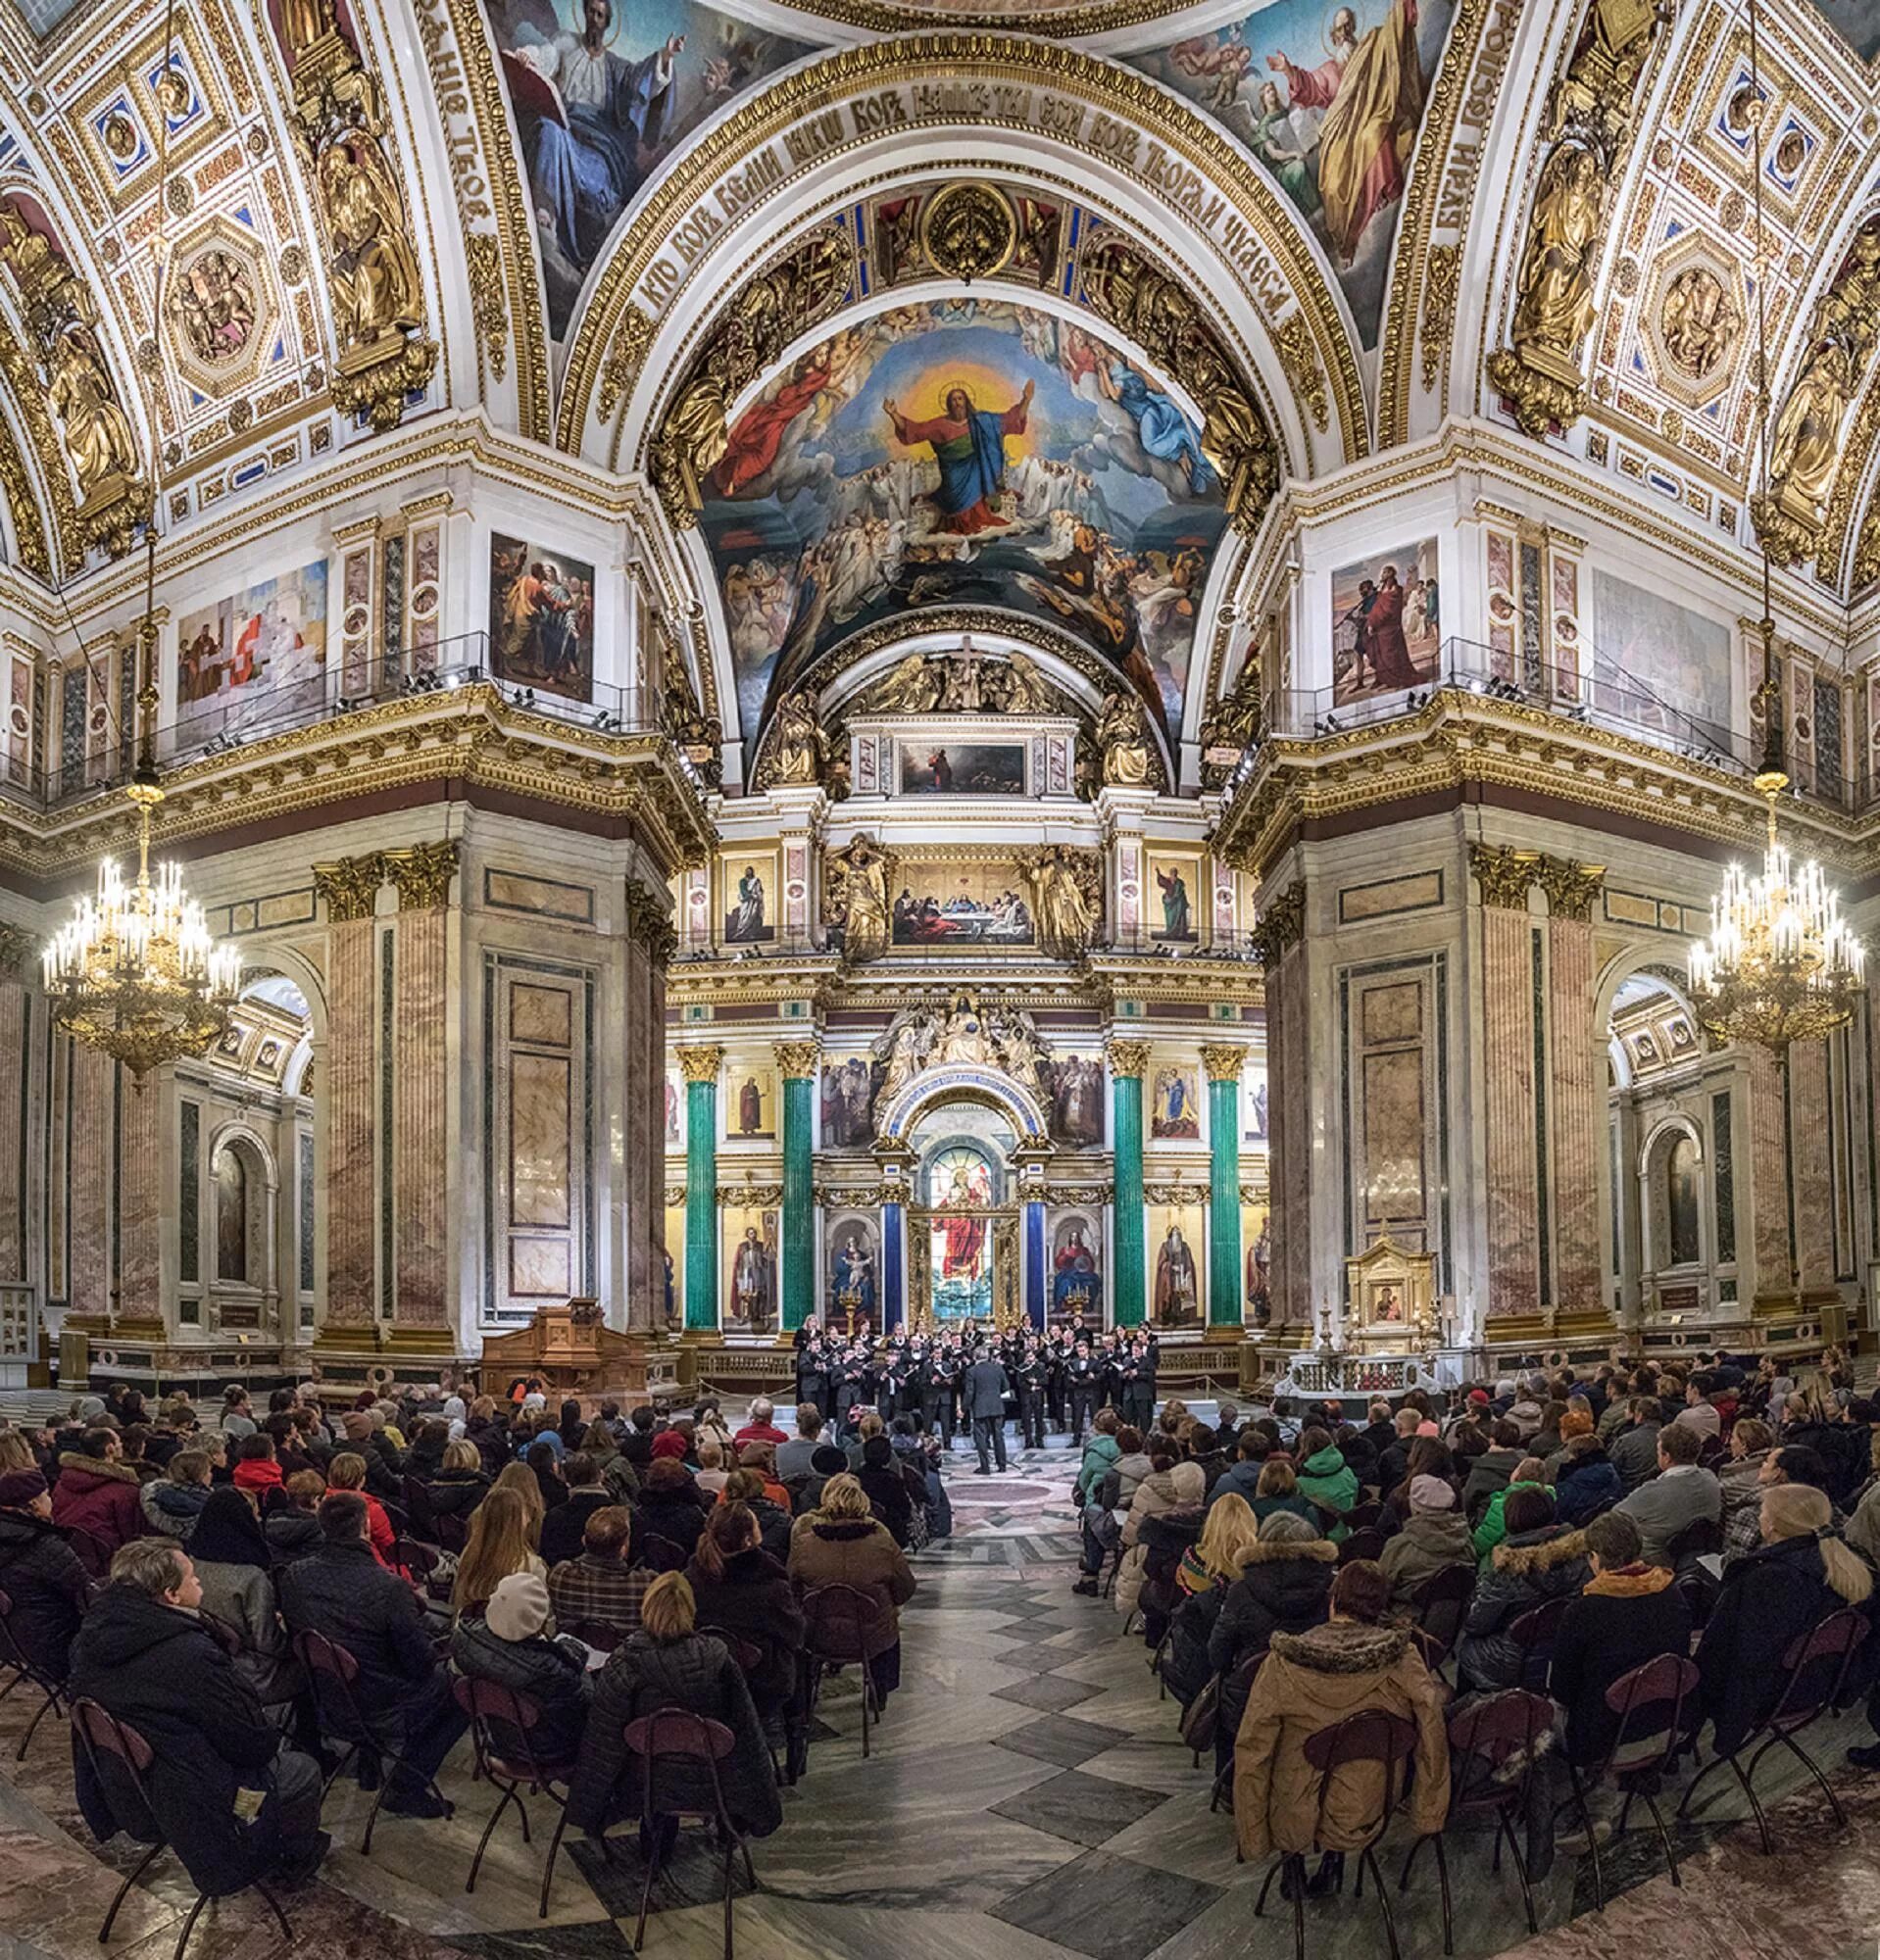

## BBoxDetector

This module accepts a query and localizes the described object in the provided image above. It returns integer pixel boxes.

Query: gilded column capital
[385,840,459,911]
[314,853,387,924]
[774,1040,821,1081]
[1468,844,1540,910]
[0,921,38,980]
[676,1043,724,1086]
[1200,1043,1246,1084]
[1537,857,1606,924]
[1250,881,1306,963]
[624,877,677,970]
[1106,1038,1152,1079]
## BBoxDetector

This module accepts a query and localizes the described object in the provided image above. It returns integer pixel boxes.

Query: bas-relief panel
[1590,568,1733,753]
[665,1069,683,1149]
[1126,0,1455,348]
[1149,1201,1203,1327]
[704,299,1226,751]
[175,562,326,740]
[487,0,816,340]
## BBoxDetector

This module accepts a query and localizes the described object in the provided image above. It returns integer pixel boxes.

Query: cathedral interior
[0,0,1876,1949]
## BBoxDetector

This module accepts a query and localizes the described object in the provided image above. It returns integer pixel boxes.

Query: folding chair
[1252,1709,1422,1960]
[291,1628,453,1854]
[1562,1652,1700,1910]
[564,1617,629,1653]
[1410,1564,1476,1653]
[1678,1607,1868,1855]
[452,1677,579,1919]
[620,1707,757,1960]
[1098,1533,1127,1600]
[1338,1528,1388,1566]
[0,1585,66,1760]
[641,1532,691,1574]
[1507,1596,1569,1693]
[801,1581,896,1760]
[71,1698,294,1959]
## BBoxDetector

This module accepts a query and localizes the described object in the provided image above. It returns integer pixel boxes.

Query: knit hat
[1467,1389,1491,1407]
[485,1571,553,1642]
[650,1431,689,1461]
[1415,1420,1440,1438]
[810,1444,849,1474]
[1258,1510,1318,1544]
[1410,1474,1457,1512]
[0,1469,46,1507]
[341,1409,374,1442]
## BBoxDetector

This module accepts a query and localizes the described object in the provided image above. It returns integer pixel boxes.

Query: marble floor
[1,1437,1876,1960]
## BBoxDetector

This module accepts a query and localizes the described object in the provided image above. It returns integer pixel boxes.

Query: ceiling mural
[1125,0,1453,349]
[484,0,817,339]
[1810,0,1880,59]
[701,297,1227,755]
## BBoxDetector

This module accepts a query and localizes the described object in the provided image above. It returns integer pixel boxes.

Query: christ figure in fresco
[883,379,1036,533]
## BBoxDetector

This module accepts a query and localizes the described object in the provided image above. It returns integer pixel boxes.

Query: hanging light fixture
[1687,0,1865,1056]
[39,0,240,1080]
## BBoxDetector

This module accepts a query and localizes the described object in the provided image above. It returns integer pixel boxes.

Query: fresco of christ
[883,379,1035,533]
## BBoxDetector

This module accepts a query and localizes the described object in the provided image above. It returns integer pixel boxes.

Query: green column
[678,1045,722,1332]
[1203,1045,1245,1329]
[777,1042,819,1332]
[1109,1040,1149,1328]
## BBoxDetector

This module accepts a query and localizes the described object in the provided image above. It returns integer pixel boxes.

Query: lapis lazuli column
[1202,1044,1245,1330]
[883,1200,904,1331]
[1108,1038,1150,1328]
[1024,1199,1047,1330]
[677,1044,722,1333]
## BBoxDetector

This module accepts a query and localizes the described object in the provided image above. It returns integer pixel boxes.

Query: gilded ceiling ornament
[823,834,893,964]
[1249,882,1306,963]
[1419,242,1459,396]
[596,307,652,423]
[675,1043,725,1086]
[274,2,437,433]
[1487,0,1669,438]
[1273,311,1328,435]
[919,181,1017,283]
[1078,235,1280,537]
[1468,842,1540,909]
[0,401,50,577]
[1023,845,1104,960]
[385,839,459,910]
[1197,654,1262,788]
[650,226,853,526]
[1853,499,1880,590]
[279,243,307,286]
[464,233,509,384]
[313,852,387,923]
[1658,266,1741,382]
[1094,688,1156,789]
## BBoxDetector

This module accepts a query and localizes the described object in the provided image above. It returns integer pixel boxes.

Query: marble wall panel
[1748,1046,1792,1299]
[1788,1039,1834,1291]
[1548,917,1602,1308]
[67,1046,111,1316]
[395,909,449,1325]
[1483,909,1540,1317]
[117,1078,159,1320]
[0,985,27,1282]
[325,918,378,1326]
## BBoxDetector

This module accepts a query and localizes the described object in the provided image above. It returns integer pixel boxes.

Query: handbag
[1179,1672,1220,1754]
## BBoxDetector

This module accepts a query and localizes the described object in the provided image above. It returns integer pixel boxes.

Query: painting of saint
[1330,538,1439,705]
[489,0,813,338]
[174,563,327,742]
[1372,1284,1403,1324]
[1045,1054,1104,1149]
[820,1056,878,1148]
[890,862,1034,948]
[827,1221,878,1321]
[1150,858,1198,941]
[702,300,1225,758]
[1051,1216,1102,1323]
[1154,1219,1200,1327]
[665,1073,680,1148]
[733,1071,772,1138]
[898,743,1025,795]
[724,1213,776,1332]
[723,860,774,943]
[489,534,595,702]
[1128,0,1455,349]
[1152,1063,1202,1141]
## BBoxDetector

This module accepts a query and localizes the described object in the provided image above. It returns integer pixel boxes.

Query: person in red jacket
[229,1435,287,1515]
[52,1429,147,1558]
[732,1398,787,1449]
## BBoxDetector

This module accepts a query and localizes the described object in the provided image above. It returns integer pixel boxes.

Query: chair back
[73,1697,156,1774]
[1663,1515,1721,1565]
[389,1537,441,1586]
[1601,1653,1700,1778]
[1446,1690,1555,1817]
[452,1673,572,1783]
[565,1618,626,1653]
[699,1623,766,1675]
[1301,1709,1419,1853]
[291,1627,371,1740]
[65,1527,112,1580]
[0,1586,27,1672]
[1345,1501,1383,1532]
[71,1698,162,1845]
[1508,1595,1570,1690]
[623,1706,739,1825]
[641,1533,690,1574]
[1411,1562,1476,1648]
[1766,1607,1868,1738]
[801,1581,895,1665]
[1696,1435,1725,1470]
[402,1477,439,1539]
[1339,1527,1387,1565]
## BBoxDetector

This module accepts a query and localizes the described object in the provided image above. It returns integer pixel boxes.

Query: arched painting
[702,299,1227,749]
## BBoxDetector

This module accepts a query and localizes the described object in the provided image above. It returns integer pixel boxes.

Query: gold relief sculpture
[755,689,826,789]
[1854,500,1880,592]
[0,921,39,977]
[1249,881,1306,963]
[1536,855,1605,922]
[597,307,653,422]
[1419,242,1459,394]
[1273,312,1328,436]
[1468,842,1540,909]
[1198,654,1262,788]
[1658,266,1740,381]
[1755,340,1855,563]
[824,834,893,964]
[623,878,677,967]
[385,839,459,910]
[650,227,853,526]
[919,181,1017,283]
[1079,235,1280,535]
[1105,1037,1151,1080]
[173,249,257,366]
[1200,1043,1245,1084]
[48,327,140,507]
[1024,845,1104,960]
[313,852,387,922]
[1094,688,1154,788]
[0,407,48,576]
[464,233,509,383]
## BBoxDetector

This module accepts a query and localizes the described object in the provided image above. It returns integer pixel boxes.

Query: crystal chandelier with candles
[1686,0,1865,1057]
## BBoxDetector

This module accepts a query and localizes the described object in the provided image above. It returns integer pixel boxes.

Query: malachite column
[1202,1044,1246,1329]
[776,1042,819,1333]
[677,1045,722,1332]
[1109,1039,1150,1328]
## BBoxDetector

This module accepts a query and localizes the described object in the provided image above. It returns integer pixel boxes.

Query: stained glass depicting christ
[927,1148,995,1320]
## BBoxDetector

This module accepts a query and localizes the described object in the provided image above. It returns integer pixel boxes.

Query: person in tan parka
[1232,1560,1451,1895]
[787,1472,917,1706]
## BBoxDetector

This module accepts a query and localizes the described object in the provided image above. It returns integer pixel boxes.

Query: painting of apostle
[1046,1054,1104,1149]
[725,1214,776,1332]
[1330,538,1439,705]
[489,533,596,702]
[723,861,774,943]
[820,1056,878,1148]
[1154,1219,1201,1327]
[1152,1063,1202,1140]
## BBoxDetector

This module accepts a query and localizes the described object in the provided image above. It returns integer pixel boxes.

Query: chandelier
[1687,0,1865,1057]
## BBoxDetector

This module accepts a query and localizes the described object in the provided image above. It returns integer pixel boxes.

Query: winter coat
[1698,1534,1855,1756]
[1782,1422,1869,1507]
[194,1559,297,1706]
[1252,1492,1321,1526]
[1074,1434,1120,1506]
[1208,1537,1339,1735]
[1845,1476,1880,1567]
[423,1468,492,1523]
[1162,1579,1229,1707]
[1553,1446,1623,1528]
[1117,1463,1206,1615]
[1206,1458,1268,1512]
[450,1613,592,1763]
[1718,1454,1771,1552]
[1549,1564,1692,1764]
[566,1631,782,1838]
[542,1489,617,1569]
[69,1585,286,1896]
[1460,1448,1526,1523]
[1454,1526,1591,1690]
[1296,1446,1359,1534]
[50,1455,146,1556]
[1472,1482,1552,1561]
[140,1478,211,1542]
[0,1508,89,1678]
[1233,1621,1451,1862]
[1378,1511,1474,1610]
[276,1537,440,1719]
[466,1417,514,1480]
[787,1515,916,1642]
[1608,1421,1664,1492]
[265,1510,322,1561]
[682,1545,805,1716]
[636,1492,709,1567]
[857,1462,915,1545]
[1614,1465,1722,1566]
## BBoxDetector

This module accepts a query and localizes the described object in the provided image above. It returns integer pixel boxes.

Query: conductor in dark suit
[964,1348,1012,1476]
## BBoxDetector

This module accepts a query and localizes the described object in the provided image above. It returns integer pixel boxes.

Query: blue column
[883,1201,904,1331]
[1024,1200,1047,1331]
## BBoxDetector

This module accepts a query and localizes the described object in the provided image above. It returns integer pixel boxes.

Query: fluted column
[1472,846,1542,1320]
[1109,1038,1150,1328]
[678,1045,723,1333]
[386,842,456,1331]
[313,855,386,1332]
[1253,884,1307,1326]
[1202,1044,1245,1331]
[776,1041,818,1334]
[1539,858,1606,1312]
[622,881,676,1330]
[0,926,36,1285]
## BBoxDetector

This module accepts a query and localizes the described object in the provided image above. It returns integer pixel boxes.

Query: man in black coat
[69,1540,328,1892]
[1065,1341,1101,1445]
[0,1470,89,1681]
[964,1348,1013,1475]
[277,1493,467,1816]
[1014,1342,1049,1451]
[540,1452,616,1568]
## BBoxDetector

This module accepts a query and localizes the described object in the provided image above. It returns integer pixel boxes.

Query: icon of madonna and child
[703,302,1230,753]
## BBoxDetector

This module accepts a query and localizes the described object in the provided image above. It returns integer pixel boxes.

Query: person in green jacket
[1472,1458,1551,1561]
[1074,1408,1122,1506]
[1295,1429,1360,1539]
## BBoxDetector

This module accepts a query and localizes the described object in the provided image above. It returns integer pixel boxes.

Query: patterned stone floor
[0,1434,1875,1959]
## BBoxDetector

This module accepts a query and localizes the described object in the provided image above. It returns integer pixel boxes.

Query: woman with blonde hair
[1698,1482,1872,1757]
[788,1472,916,1708]
[492,1457,546,1543]
[451,1485,547,1616]
[1161,1492,1262,1708]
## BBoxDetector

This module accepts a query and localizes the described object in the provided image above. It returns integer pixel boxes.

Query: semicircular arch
[877,1065,1049,1143]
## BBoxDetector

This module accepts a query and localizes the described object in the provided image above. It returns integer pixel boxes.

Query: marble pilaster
[0,947,31,1283]
[1253,884,1307,1326]
[1201,1045,1243,1330]
[386,844,455,1329]
[67,1045,111,1317]
[1539,859,1605,1312]
[314,855,386,1331]
[625,879,674,1329]
[1748,1045,1794,1300]
[116,1075,159,1323]
[679,1044,722,1333]
[1474,848,1541,1319]
[1786,1038,1834,1292]
[777,1041,818,1333]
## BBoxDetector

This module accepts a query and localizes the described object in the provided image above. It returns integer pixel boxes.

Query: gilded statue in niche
[759,688,825,788]
[1095,688,1153,788]
[48,327,138,506]
[1508,145,1603,375]
[320,143,425,345]
[825,834,892,964]
[1765,343,1852,523]
[1025,845,1104,960]
[1658,266,1740,381]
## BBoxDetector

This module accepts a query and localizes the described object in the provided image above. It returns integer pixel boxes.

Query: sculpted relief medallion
[1658,266,1740,382]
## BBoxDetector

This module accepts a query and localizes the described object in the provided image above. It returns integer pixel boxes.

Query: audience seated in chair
[684,1500,805,1725]
[1614,1420,1721,1567]
[452,1487,546,1621]
[1379,1476,1472,1610]
[1454,1486,1590,1691]
[188,1488,300,1714]
[787,1473,916,1710]
[52,1429,146,1558]
[548,1503,652,1642]
[0,1469,89,1685]
[450,1570,592,1761]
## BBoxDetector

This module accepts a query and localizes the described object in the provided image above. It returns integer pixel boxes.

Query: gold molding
[676,1043,725,1085]
[1536,855,1606,922]
[313,853,386,924]
[1105,1037,1151,1079]
[384,838,459,910]
[1468,843,1540,909]
[774,1040,821,1080]
[1200,1042,1246,1083]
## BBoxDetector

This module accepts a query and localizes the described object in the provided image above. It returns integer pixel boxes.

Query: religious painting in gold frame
[1344,1235,1435,1348]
